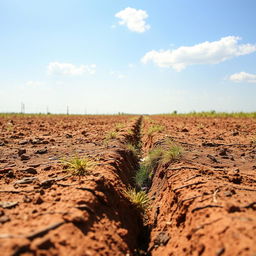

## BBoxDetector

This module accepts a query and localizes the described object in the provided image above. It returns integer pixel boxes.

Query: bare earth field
[0,114,255,255]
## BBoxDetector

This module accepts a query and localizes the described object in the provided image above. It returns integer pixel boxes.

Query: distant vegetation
[1,111,256,118]
[164,111,256,118]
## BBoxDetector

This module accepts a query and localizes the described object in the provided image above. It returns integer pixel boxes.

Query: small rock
[28,163,41,168]
[232,131,239,136]
[216,247,225,256]
[229,175,242,184]
[202,142,219,147]
[23,195,32,203]
[43,166,52,171]
[20,154,30,161]
[181,128,189,132]
[226,204,241,213]
[15,177,38,184]
[207,154,219,163]
[48,156,59,161]
[65,134,73,138]
[34,195,44,205]
[0,141,5,146]
[0,168,12,174]
[6,170,15,178]
[0,215,10,224]
[35,148,48,154]
[31,139,40,144]
[10,135,20,139]
[18,140,29,145]
[219,148,228,156]
[81,131,87,136]
[223,191,233,197]
[228,170,242,184]
[0,201,19,209]
[21,168,37,174]
[18,148,26,156]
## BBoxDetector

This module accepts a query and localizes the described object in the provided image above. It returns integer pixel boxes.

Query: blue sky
[0,0,256,114]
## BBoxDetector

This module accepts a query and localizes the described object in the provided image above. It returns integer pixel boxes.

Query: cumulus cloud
[229,72,256,83]
[26,81,44,86]
[141,36,256,71]
[115,7,150,33]
[48,62,96,75]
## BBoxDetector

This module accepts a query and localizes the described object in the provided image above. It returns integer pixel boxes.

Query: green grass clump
[135,165,150,189]
[61,156,95,176]
[134,148,163,189]
[161,111,256,118]
[161,144,183,164]
[125,188,150,211]
[145,140,183,167]
[147,124,165,136]
[145,148,163,170]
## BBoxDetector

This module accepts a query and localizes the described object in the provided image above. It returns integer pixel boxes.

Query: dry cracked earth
[0,114,255,256]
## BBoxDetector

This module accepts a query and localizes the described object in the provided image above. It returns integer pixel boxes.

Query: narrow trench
[127,116,152,255]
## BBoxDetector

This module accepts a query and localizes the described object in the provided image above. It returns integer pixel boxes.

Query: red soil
[0,115,142,256]
[144,116,256,256]
[1,115,255,255]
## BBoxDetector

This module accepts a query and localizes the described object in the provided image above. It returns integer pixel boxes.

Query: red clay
[143,116,256,256]
[1,115,256,255]
[0,115,142,256]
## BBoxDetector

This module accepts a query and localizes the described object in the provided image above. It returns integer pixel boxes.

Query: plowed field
[0,115,255,256]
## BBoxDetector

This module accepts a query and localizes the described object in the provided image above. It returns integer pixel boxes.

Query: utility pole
[67,105,69,115]
[21,102,25,114]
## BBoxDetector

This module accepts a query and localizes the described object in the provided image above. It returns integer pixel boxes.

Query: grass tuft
[61,156,95,176]
[105,131,118,140]
[161,143,183,164]
[147,124,165,136]
[115,123,125,132]
[125,188,150,211]
[135,165,150,189]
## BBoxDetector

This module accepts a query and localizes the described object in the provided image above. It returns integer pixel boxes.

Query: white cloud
[48,62,96,75]
[141,36,256,71]
[229,72,256,83]
[115,7,150,33]
[26,81,44,86]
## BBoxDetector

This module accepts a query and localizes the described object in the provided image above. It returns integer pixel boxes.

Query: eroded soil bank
[0,115,144,256]
[142,116,256,256]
